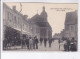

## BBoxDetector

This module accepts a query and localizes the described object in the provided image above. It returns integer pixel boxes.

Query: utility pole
[20,3,22,13]
[19,3,23,48]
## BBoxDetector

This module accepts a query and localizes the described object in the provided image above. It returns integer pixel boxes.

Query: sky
[5,3,78,36]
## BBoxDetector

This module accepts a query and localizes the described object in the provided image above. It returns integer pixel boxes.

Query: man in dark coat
[63,38,70,51]
[33,36,38,49]
[49,39,52,47]
[44,38,47,47]
[3,38,8,49]
[40,38,43,45]
[66,38,70,51]
[70,37,77,51]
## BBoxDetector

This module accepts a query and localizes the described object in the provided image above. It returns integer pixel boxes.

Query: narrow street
[5,40,65,51]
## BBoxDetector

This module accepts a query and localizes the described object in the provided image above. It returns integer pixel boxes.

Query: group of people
[3,35,53,50]
[22,37,53,50]
[63,37,77,51]
[22,36,38,50]
[3,36,77,51]
[40,38,52,48]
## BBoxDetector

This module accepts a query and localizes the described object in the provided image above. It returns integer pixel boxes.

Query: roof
[30,14,39,22]
[65,11,77,25]
[28,7,52,31]
[3,3,24,18]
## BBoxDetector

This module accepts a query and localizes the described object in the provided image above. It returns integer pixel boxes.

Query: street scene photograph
[3,2,78,51]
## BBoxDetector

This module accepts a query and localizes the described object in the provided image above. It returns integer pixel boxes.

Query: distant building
[53,33,61,40]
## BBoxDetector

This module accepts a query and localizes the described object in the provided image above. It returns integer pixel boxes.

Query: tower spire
[20,3,22,13]
[43,6,45,11]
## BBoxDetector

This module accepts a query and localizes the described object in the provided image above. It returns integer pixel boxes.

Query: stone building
[29,6,52,40]
[3,3,52,41]
[64,10,78,40]
[3,3,40,40]
[28,18,40,39]
[53,10,78,41]
[3,3,24,40]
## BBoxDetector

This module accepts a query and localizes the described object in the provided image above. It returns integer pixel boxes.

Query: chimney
[13,6,16,11]
[24,15,28,20]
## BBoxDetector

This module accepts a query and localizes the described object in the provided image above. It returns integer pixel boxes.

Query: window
[14,16,17,27]
[70,25,74,31]
[11,14,13,21]
[23,24,24,30]
[14,16,17,23]
[7,12,9,20]
[9,13,12,22]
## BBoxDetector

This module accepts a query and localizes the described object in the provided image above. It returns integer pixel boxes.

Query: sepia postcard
[2,2,78,52]
[1,0,80,59]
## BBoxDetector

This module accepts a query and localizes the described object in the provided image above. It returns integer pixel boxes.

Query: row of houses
[3,3,52,41]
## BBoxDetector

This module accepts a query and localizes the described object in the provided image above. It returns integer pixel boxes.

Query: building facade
[53,10,78,41]
[3,3,40,41]
[64,10,78,40]
[29,6,52,40]
[3,3,52,42]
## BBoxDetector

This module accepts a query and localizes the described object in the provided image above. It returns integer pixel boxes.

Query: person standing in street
[33,36,38,49]
[58,39,61,50]
[64,38,70,51]
[70,37,76,51]
[22,38,26,49]
[29,37,33,50]
[48,38,52,47]
[64,40,68,51]
[3,38,8,49]
[44,38,47,47]
[40,38,43,45]
[66,38,70,51]
[26,36,29,49]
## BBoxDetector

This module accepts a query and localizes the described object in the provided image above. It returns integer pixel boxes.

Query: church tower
[40,6,47,22]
